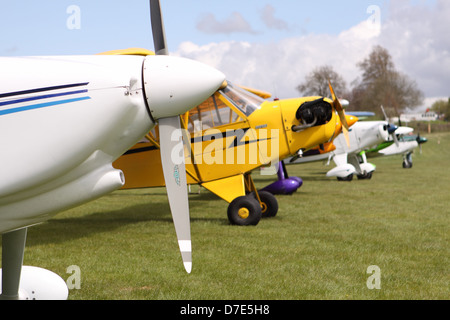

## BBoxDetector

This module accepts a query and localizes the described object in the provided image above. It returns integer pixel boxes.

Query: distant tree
[349,45,423,117]
[296,65,347,98]
[430,98,450,121]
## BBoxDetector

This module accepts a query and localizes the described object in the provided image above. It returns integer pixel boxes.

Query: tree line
[296,45,436,119]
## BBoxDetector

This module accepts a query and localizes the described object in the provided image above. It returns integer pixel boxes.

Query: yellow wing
[239,85,272,99]
[97,48,155,56]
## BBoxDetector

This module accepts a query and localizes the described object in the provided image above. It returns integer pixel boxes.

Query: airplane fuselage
[0,53,225,233]
[333,121,390,155]
[113,92,341,195]
[0,55,154,233]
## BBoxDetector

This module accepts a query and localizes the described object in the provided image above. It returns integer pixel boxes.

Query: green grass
[6,132,450,299]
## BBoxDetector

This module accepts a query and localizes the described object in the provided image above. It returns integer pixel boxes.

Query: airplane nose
[143,55,225,120]
[345,114,358,127]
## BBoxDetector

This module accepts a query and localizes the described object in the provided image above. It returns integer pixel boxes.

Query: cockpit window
[185,82,265,134]
[186,93,241,132]
[219,82,264,117]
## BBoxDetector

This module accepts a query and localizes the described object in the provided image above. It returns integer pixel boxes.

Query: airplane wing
[346,111,375,119]
[238,85,272,99]
[97,48,155,56]
[394,126,414,136]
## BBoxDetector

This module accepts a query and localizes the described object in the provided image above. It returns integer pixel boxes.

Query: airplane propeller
[150,0,169,56]
[417,132,422,154]
[328,80,350,147]
[380,105,399,146]
[416,132,428,154]
[149,0,191,273]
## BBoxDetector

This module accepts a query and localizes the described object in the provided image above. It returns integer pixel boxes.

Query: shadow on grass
[252,171,331,183]
[26,197,227,247]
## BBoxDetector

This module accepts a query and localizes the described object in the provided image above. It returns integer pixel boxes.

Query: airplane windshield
[219,82,265,117]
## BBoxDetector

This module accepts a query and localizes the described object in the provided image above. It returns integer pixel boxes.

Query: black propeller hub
[296,98,332,126]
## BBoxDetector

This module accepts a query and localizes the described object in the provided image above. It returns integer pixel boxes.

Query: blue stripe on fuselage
[0,83,89,99]
[0,96,91,116]
[0,90,88,107]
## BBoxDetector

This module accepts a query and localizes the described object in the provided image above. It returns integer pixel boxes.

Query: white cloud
[178,0,449,109]
[423,97,447,110]
[196,12,258,35]
[260,4,289,31]
[377,0,450,101]
[176,21,378,100]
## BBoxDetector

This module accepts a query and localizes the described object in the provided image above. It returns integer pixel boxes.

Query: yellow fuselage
[113,95,340,193]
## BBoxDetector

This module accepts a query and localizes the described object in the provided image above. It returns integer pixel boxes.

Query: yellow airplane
[112,66,355,226]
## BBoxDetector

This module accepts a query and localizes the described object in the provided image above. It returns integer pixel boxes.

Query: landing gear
[227,195,262,226]
[0,228,68,300]
[227,174,279,226]
[402,152,413,168]
[257,191,278,218]
[244,173,278,219]
[357,172,373,180]
[247,190,278,218]
[402,160,412,168]
[337,174,353,181]
[0,228,27,300]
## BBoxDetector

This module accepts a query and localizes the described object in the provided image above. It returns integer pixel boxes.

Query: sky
[1,0,448,111]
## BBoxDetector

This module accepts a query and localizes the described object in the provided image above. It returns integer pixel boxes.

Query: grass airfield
[12,132,449,300]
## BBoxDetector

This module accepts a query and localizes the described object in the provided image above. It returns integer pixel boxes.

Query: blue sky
[0,0,446,109]
[1,0,389,55]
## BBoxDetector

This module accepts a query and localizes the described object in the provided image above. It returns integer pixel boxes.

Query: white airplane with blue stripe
[0,0,225,300]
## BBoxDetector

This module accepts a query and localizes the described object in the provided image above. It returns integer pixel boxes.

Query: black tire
[357,172,373,180]
[402,160,412,168]
[257,191,278,218]
[227,195,262,226]
[337,174,353,181]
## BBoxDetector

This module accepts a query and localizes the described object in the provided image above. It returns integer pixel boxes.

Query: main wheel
[357,172,373,180]
[255,191,278,218]
[402,159,412,168]
[337,174,353,181]
[227,195,262,226]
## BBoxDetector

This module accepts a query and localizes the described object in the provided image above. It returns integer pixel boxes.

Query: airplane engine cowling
[296,98,332,126]
[143,55,225,120]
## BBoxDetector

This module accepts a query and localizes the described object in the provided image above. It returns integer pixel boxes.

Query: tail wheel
[227,195,262,226]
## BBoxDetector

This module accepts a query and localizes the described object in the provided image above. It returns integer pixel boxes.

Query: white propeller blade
[148,0,225,273]
[149,0,192,273]
[380,105,399,146]
[159,117,191,273]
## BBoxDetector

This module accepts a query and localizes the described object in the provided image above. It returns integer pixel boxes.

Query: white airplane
[288,120,413,180]
[368,130,428,168]
[367,106,428,168]
[290,121,389,181]
[0,0,225,300]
